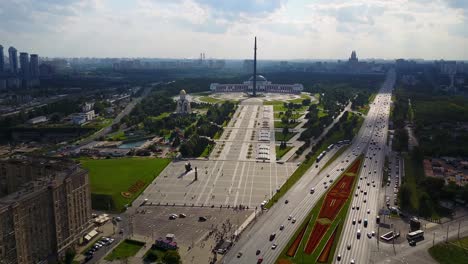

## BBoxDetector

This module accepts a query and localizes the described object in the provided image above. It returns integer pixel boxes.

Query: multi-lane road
[223,69,396,264]
[334,69,395,264]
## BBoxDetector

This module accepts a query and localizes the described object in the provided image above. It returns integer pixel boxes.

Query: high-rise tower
[30,54,39,79]
[0,45,4,73]
[253,36,257,97]
[20,52,30,88]
[8,47,18,74]
[20,52,30,78]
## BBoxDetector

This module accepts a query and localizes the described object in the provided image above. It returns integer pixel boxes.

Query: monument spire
[253,36,257,97]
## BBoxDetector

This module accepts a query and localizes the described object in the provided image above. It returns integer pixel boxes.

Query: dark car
[256,249,261,255]
[198,216,207,222]
[269,233,276,241]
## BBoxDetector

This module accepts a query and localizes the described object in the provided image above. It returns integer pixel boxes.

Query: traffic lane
[225,144,361,264]
[336,79,394,263]
[227,70,394,264]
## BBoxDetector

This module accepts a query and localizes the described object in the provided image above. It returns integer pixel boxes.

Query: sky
[1,0,468,60]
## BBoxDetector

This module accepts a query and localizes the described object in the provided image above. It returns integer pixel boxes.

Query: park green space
[274,121,298,129]
[83,117,113,129]
[274,112,303,120]
[276,146,293,159]
[400,153,446,219]
[429,236,468,264]
[277,157,362,263]
[106,130,127,141]
[275,131,297,142]
[80,157,171,212]
[198,96,223,104]
[105,239,145,261]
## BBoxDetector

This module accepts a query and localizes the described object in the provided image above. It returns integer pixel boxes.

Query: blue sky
[1,0,467,59]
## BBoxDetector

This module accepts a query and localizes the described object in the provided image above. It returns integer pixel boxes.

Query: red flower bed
[286,220,308,257]
[317,225,339,263]
[347,158,362,174]
[328,175,354,198]
[302,158,362,256]
[304,223,330,254]
[319,196,347,219]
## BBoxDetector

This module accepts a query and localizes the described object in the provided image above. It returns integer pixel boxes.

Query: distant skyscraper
[8,46,18,74]
[30,54,39,79]
[349,50,358,63]
[0,45,4,73]
[253,36,257,97]
[20,52,30,88]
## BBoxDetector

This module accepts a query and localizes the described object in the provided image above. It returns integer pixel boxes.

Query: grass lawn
[199,96,222,104]
[80,157,171,212]
[150,112,171,120]
[429,236,468,264]
[84,117,113,129]
[402,154,424,211]
[275,131,297,142]
[274,121,298,129]
[105,239,145,261]
[274,112,302,120]
[276,146,293,159]
[288,94,311,104]
[106,130,127,141]
[213,130,222,139]
[200,144,214,158]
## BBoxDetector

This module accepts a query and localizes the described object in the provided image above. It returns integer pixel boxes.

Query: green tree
[64,249,75,264]
[282,127,289,141]
[163,250,181,264]
[399,184,412,211]
[418,192,432,217]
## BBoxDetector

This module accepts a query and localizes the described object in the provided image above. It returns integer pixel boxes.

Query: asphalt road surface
[222,69,396,264]
[334,69,395,264]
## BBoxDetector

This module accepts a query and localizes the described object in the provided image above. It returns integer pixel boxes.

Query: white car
[292,218,296,224]
[271,243,278,249]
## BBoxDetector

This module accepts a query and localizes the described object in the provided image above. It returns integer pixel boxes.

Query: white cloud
[0,0,467,59]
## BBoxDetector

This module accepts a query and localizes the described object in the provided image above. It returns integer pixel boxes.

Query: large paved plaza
[141,98,298,208]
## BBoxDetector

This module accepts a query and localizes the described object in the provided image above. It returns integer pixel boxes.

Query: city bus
[406,230,424,241]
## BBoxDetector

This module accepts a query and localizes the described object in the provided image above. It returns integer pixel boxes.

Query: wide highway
[223,69,396,264]
[334,69,395,264]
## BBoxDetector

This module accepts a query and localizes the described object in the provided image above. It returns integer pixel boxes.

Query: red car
[257,257,264,264]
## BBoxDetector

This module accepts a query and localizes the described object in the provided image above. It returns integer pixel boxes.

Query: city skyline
[1,0,468,60]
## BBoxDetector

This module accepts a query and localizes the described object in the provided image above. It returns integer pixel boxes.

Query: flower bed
[286,221,309,257]
[319,196,347,219]
[347,158,362,174]
[304,223,330,254]
[317,225,339,263]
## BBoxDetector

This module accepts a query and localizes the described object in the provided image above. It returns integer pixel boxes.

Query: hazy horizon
[1,0,468,60]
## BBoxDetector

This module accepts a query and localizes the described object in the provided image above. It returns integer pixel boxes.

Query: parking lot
[132,206,251,249]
